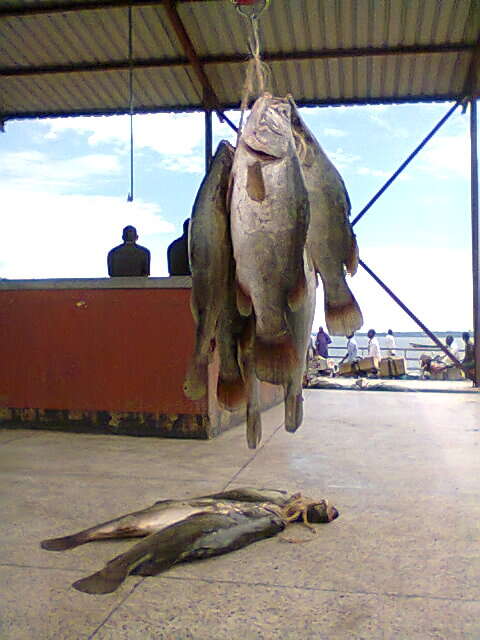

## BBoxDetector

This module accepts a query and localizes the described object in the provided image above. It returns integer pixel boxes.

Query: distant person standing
[315,326,332,358]
[441,334,460,365]
[385,329,396,356]
[462,331,475,380]
[367,329,381,360]
[107,225,150,277]
[167,219,191,276]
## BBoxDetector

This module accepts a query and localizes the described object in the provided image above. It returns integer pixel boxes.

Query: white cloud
[326,147,361,170]
[419,133,469,180]
[314,246,473,332]
[323,127,347,137]
[0,188,174,279]
[0,150,121,190]
[159,155,204,174]
[356,167,391,178]
[44,112,206,157]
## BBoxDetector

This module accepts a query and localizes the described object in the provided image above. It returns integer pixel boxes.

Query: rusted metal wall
[0,287,204,414]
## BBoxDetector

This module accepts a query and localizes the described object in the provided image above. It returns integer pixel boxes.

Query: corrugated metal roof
[0,0,478,120]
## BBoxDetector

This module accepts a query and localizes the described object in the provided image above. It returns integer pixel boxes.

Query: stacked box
[313,355,329,371]
[445,366,465,381]
[338,362,354,376]
[358,356,379,372]
[379,357,406,378]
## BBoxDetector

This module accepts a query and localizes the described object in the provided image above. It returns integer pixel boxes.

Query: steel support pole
[205,109,212,172]
[471,99,480,386]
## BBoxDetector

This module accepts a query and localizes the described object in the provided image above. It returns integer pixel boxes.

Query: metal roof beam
[0,44,473,78]
[0,0,218,18]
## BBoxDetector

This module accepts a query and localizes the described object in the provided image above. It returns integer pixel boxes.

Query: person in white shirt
[339,333,359,364]
[441,335,460,365]
[367,329,381,360]
[385,329,396,356]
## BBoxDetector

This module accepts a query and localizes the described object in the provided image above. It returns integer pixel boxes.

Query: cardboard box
[379,357,406,378]
[358,356,379,372]
[338,362,354,376]
[313,355,329,371]
[445,366,465,381]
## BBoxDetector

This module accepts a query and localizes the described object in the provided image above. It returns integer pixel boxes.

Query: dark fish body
[289,97,363,336]
[184,140,235,401]
[283,250,317,432]
[40,488,304,551]
[73,504,285,594]
[230,93,310,385]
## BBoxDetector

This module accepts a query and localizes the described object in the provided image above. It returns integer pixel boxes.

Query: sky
[0,100,474,333]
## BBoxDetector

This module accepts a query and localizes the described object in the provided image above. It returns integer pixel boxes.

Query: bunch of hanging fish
[184,93,363,448]
[41,487,338,594]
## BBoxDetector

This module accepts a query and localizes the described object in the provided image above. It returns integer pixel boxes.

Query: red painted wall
[0,288,207,414]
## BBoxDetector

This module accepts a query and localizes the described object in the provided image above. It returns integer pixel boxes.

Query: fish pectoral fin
[345,234,359,276]
[287,271,307,312]
[246,162,266,202]
[236,282,252,317]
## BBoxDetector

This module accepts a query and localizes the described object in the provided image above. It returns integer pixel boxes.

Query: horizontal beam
[0,43,473,78]
[0,0,218,18]
[0,93,466,123]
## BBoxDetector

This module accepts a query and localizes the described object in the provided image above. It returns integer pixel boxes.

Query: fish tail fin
[287,271,307,312]
[255,334,299,385]
[183,361,208,401]
[345,234,359,276]
[41,533,87,551]
[73,562,130,595]
[284,385,304,433]
[246,403,262,449]
[322,273,363,336]
[217,375,246,410]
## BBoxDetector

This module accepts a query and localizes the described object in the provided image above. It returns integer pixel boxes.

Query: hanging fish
[230,93,310,386]
[184,140,235,401]
[288,96,363,336]
[283,249,317,431]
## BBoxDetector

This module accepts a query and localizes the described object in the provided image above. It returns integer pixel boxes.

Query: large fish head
[242,93,293,159]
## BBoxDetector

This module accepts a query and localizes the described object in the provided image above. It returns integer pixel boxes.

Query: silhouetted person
[108,226,150,277]
[167,219,191,276]
[315,326,331,358]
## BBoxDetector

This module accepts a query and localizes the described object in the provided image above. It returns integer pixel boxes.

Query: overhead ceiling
[0,0,479,122]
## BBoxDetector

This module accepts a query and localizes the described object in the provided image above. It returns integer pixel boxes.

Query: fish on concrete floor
[184,140,235,401]
[289,96,363,337]
[40,488,338,593]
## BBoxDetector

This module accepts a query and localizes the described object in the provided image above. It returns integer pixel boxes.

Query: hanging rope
[235,3,271,142]
[127,5,134,202]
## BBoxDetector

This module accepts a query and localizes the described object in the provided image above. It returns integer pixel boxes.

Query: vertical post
[471,99,480,386]
[205,109,212,172]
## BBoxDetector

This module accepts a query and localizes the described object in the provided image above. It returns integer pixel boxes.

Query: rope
[127,5,134,202]
[236,12,271,143]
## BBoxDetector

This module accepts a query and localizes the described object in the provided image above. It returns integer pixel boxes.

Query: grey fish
[184,140,235,401]
[230,93,310,386]
[72,504,285,594]
[283,250,317,432]
[40,488,332,551]
[289,96,363,336]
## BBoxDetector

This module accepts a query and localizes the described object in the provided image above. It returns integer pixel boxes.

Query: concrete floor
[1,389,480,640]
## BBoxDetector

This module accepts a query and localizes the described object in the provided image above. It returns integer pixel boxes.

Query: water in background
[314,331,468,371]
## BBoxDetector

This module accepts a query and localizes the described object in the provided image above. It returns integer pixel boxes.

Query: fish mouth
[243,142,280,161]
